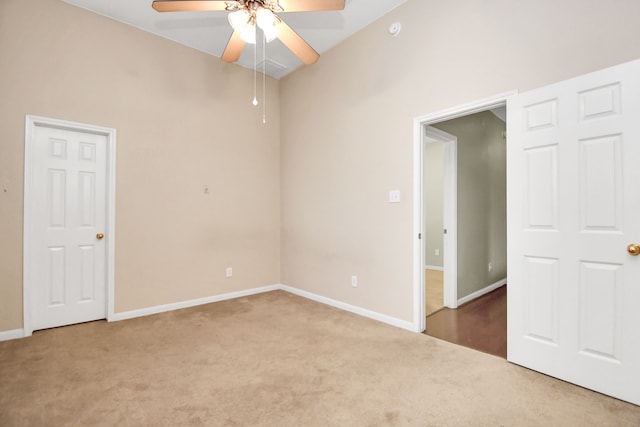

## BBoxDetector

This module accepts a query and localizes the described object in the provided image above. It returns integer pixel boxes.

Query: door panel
[28,124,108,331]
[578,261,622,361]
[523,256,559,345]
[508,59,640,405]
[48,246,66,306]
[524,145,558,229]
[579,135,621,230]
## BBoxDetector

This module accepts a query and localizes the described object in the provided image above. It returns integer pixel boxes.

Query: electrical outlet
[226,267,233,278]
[351,275,358,288]
[488,262,493,272]
[435,248,440,256]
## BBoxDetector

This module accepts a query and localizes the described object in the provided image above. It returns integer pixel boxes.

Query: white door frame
[423,127,458,309]
[412,91,516,332]
[23,115,117,336]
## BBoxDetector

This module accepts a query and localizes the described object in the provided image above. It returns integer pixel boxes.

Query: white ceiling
[62,0,408,78]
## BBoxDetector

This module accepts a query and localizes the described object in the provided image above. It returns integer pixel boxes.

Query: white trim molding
[0,329,25,342]
[111,285,280,322]
[280,284,415,332]
[110,284,415,333]
[424,265,444,271]
[2,283,418,339]
[457,278,507,307]
[412,91,517,333]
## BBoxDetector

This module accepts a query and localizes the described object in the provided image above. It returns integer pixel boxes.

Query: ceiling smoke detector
[388,22,401,37]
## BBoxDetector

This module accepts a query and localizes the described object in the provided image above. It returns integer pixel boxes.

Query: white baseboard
[106,283,416,333]
[0,328,25,342]
[424,265,444,271]
[110,284,280,322]
[280,284,415,332]
[457,278,507,306]
[4,283,417,339]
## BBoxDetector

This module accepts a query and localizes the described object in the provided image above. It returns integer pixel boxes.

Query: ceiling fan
[151,0,346,65]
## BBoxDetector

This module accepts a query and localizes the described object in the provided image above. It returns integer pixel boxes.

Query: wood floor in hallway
[424,285,507,358]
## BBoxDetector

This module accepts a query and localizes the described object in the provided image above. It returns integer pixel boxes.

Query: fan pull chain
[262,31,267,124]
[252,41,258,106]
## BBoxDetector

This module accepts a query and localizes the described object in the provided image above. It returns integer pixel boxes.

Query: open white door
[507,59,640,405]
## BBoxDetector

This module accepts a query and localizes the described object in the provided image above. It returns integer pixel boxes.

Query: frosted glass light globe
[228,9,250,31]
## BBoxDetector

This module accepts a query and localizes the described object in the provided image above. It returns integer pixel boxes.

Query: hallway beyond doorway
[425,269,444,316]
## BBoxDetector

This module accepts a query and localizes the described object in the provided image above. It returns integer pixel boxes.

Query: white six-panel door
[507,59,640,405]
[26,122,109,331]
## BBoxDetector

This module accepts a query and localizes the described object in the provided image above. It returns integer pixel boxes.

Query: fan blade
[152,1,231,12]
[221,30,246,63]
[278,0,345,12]
[275,20,319,65]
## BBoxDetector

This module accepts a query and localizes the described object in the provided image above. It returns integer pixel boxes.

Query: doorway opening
[412,92,514,357]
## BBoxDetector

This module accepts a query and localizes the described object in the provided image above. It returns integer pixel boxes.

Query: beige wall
[0,0,280,331]
[280,0,640,322]
[423,142,444,268]
[434,111,507,299]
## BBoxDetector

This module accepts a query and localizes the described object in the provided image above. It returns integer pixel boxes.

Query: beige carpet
[1,291,638,426]
[425,269,444,316]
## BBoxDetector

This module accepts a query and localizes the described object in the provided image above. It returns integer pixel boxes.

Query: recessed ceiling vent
[257,59,288,79]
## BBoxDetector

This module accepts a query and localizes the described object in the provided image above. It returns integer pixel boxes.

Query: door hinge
[443,229,447,234]
[418,233,422,239]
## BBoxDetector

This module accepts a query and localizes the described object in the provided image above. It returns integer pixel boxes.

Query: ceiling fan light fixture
[262,24,278,43]
[256,7,275,29]
[240,22,257,44]
[152,0,347,67]
[228,9,250,32]
[256,7,278,42]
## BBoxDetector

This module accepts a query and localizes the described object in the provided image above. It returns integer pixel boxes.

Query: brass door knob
[96,233,104,240]
[627,243,640,256]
